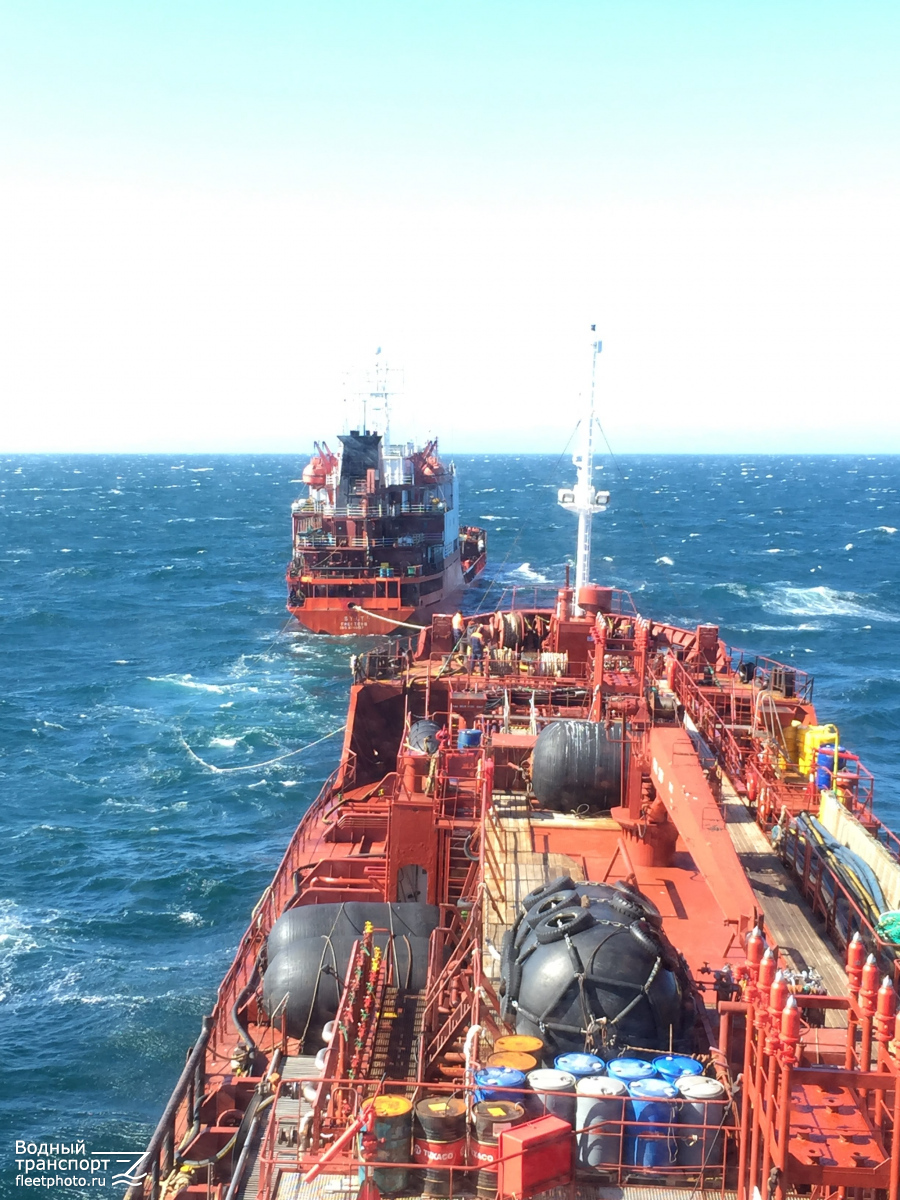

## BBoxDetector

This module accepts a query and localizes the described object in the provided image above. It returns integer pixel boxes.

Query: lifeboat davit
[302,441,337,489]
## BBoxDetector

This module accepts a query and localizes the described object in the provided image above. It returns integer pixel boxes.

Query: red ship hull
[131,586,900,1200]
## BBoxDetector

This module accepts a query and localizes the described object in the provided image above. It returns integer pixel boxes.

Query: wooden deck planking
[483,792,584,983]
[721,782,848,1025]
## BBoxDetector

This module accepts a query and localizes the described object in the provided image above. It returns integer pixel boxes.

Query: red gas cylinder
[847,931,867,998]
[745,927,765,984]
[875,976,897,1046]
[757,948,776,993]
[860,954,880,1016]
[780,995,800,1064]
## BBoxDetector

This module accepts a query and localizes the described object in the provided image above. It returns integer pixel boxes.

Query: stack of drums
[627,1079,679,1169]
[526,1069,577,1127]
[471,1101,525,1196]
[414,1097,467,1197]
[364,1096,413,1194]
[575,1076,629,1172]
[677,1076,728,1172]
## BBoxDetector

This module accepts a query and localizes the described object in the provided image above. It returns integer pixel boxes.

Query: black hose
[232,963,261,1056]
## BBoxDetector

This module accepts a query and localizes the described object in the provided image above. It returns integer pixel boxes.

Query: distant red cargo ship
[286,430,487,635]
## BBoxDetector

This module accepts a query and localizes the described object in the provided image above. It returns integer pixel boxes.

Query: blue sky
[1,1,898,452]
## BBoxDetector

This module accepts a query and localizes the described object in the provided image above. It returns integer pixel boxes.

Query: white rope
[179,724,347,774]
[348,604,429,630]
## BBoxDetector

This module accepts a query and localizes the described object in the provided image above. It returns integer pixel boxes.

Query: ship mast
[558,328,610,603]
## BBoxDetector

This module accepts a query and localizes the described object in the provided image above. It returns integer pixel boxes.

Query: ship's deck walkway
[238,1055,318,1200]
[720,778,848,1026]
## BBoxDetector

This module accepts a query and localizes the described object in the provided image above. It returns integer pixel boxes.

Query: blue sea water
[1,452,899,1195]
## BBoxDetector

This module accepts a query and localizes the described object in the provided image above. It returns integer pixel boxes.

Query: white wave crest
[210,736,239,748]
[765,585,899,623]
[656,556,674,566]
[148,674,227,693]
[512,563,549,582]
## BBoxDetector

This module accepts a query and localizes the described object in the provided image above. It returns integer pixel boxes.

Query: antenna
[558,328,610,605]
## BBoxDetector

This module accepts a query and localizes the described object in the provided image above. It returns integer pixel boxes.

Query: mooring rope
[179,723,347,774]
[348,604,429,630]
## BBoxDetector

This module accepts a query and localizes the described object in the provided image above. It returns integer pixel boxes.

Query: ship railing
[293,532,444,550]
[253,1073,736,1198]
[727,647,814,703]
[668,657,747,784]
[781,819,900,990]
[721,987,900,1200]
[210,770,343,1054]
[125,1016,213,1200]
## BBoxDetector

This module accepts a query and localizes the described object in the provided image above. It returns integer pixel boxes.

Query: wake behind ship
[286,429,486,635]
[133,338,900,1200]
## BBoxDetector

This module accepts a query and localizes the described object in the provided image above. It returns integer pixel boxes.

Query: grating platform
[237,1055,319,1200]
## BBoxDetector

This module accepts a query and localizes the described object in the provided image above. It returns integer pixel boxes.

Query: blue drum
[652,1054,703,1085]
[554,1052,606,1081]
[628,1078,679,1168]
[474,1066,526,1104]
[607,1058,657,1086]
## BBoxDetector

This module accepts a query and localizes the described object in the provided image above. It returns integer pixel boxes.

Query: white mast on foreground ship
[558,327,610,604]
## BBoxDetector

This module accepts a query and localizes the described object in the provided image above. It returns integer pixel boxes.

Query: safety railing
[252,1072,736,1200]
[668,657,747,784]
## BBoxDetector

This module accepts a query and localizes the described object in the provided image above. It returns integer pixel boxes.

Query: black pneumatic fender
[614,880,663,928]
[522,875,577,912]
[533,906,595,945]
[500,878,690,1056]
[520,891,575,939]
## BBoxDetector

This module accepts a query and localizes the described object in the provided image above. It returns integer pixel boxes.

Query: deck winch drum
[575,1076,628,1170]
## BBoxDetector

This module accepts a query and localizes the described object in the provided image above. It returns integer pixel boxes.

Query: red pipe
[302,1101,374,1183]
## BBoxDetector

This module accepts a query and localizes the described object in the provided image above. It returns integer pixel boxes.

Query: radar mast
[558,329,610,605]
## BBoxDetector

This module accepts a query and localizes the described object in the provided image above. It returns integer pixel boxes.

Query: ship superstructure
[134,338,900,1200]
[286,365,486,634]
